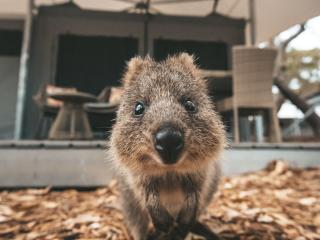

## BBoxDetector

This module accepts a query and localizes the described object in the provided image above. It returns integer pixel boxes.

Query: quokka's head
[110,53,226,174]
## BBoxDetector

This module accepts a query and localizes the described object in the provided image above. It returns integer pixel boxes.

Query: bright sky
[278,16,320,50]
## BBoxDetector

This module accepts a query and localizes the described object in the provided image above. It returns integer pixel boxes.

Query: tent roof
[0,0,319,43]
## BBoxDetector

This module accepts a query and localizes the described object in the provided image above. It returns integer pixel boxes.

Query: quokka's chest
[159,188,185,218]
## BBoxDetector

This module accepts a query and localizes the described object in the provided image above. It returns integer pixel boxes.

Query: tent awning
[0,0,319,43]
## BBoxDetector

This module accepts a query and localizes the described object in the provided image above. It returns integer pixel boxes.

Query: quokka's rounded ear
[177,52,195,67]
[167,52,199,76]
[122,56,152,87]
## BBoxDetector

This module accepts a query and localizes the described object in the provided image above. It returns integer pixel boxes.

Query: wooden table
[84,102,119,113]
[200,69,233,78]
[48,92,97,140]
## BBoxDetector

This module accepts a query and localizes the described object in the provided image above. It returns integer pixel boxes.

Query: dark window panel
[0,30,22,56]
[55,34,138,95]
[154,39,228,70]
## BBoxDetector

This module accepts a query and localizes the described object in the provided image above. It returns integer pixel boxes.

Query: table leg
[49,103,93,140]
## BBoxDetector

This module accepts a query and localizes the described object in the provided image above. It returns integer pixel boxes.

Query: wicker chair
[216,46,282,143]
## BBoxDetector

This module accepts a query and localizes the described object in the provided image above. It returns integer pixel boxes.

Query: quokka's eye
[184,100,197,113]
[134,101,145,116]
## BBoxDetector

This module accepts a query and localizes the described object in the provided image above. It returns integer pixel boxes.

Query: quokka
[108,53,226,240]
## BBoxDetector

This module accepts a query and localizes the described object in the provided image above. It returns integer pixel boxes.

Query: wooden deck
[0,140,319,188]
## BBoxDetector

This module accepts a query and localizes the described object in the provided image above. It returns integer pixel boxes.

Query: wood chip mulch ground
[0,160,319,240]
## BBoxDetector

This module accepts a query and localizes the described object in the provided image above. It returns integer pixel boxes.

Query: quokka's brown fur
[108,53,226,240]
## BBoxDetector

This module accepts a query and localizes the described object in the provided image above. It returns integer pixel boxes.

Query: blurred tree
[285,49,320,97]
[274,24,320,137]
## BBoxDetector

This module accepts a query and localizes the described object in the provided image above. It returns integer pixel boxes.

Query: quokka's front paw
[146,229,166,240]
[191,221,221,240]
[146,229,185,240]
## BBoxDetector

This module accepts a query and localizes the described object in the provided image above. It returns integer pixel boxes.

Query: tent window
[0,30,22,56]
[55,34,138,95]
[154,39,228,70]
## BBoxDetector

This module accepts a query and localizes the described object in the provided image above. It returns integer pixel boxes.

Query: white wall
[0,141,319,187]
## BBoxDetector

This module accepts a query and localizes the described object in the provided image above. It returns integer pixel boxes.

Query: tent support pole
[14,0,34,139]
[143,15,149,56]
[249,0,256,45]
[143,0,151,56]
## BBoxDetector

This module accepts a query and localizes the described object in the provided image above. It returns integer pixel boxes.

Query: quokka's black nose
[155,126,184,165]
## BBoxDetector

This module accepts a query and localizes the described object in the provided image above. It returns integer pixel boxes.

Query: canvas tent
[0,0,320,43]
[0,0,319,139]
